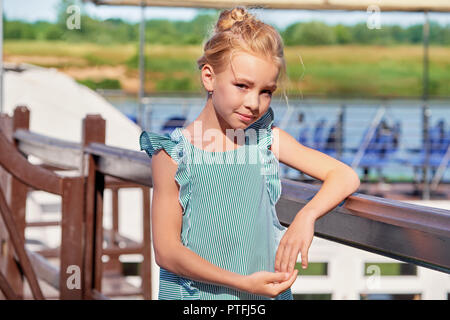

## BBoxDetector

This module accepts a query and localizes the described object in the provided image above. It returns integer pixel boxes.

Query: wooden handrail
[0,186,44,299]
[0,130,63,195]
[277,179,450,274]
[13,129,81,170]
[13,129,151,186]
[26,249,60,290]
[0,271,20,300]
[84,143,151,186]
[0,115,84,299]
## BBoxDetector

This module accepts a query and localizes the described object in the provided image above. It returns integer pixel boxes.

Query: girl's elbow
[349,170,361,192]
[154,243,172,269]
[154,251,166,269]
[154,241,180,270]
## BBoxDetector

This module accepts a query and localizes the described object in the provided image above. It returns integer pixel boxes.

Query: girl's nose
[244,93,260,111]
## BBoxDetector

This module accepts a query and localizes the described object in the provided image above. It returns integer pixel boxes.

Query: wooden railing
[0,106,449,299]
[0,107,150,299]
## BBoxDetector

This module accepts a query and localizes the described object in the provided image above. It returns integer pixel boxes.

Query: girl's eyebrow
[236,77,277,90]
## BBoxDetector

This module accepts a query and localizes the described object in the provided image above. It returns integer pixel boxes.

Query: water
[103,94,450,182]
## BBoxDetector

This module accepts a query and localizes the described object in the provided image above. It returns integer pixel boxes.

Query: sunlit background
[1,0,449,300]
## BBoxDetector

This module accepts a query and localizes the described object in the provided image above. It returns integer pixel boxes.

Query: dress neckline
[171,106,274,154]
[175,127,247,154]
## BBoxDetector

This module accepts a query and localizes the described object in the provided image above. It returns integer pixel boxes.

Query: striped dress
[139,107,293,300]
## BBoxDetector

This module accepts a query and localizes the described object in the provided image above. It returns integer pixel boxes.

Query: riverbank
[4,41,450,97]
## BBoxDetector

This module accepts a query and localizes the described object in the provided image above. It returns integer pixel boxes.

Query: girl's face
[206,51,280,130]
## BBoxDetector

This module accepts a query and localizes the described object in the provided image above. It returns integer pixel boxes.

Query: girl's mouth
[236,112,254,123]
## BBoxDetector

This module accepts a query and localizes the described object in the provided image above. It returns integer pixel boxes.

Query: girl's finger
[275,269,298,293]
[280,243,293,273]
[288,247,300,273]
[274,241,286,272]
[267,271,290,284]
[301,248,308,269]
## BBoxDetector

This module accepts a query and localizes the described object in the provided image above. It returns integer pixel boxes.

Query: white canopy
[85,0,450,12]
[4,64,141,151]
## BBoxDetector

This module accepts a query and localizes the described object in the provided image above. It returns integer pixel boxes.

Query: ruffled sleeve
[139,130,191,215]
[140,129,198,299]
[139,131,183,161]
[246,107,282,206]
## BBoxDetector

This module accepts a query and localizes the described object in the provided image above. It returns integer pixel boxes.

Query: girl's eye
[235,84,272,96]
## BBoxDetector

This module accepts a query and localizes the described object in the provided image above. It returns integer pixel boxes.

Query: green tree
[352,23,373,44]
[334,24,353,44]
[4,21,36,39]
[406,24,423,43]
[283,21,336,45]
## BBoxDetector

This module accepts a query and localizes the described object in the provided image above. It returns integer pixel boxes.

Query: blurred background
[4,0,450,188]
[1,0,449,300]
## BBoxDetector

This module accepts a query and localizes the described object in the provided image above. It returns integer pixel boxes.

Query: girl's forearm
[157,242,248,292]
[297,168,360,221]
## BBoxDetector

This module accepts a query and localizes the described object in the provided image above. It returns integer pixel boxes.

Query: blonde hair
[197,6,288,101]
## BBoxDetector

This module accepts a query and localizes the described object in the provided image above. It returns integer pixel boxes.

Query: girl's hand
[242,269,298,298]
[275,213,315,273]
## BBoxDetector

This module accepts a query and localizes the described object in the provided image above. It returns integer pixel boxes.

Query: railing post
[59,177,85,299]
[141,186,151,299]
[0,113,11,300]
[103,186,122,275]
[337,104,345,160]
[3,106,29,298]
[422,104,431,200]
[82,114,106,299]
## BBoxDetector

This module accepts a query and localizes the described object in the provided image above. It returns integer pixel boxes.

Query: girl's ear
[201,63,215,92]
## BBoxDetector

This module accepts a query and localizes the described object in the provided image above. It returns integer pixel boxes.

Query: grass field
[4,40,450,97]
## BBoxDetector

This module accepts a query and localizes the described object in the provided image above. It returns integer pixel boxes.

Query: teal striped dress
[139,107,293,300]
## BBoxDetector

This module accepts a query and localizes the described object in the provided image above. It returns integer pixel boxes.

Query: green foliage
[334,24,352,44]
[283,21,336,45]
[295,262,328,276]
[4,21,37,39]
[77,78,121,90]
[126,50,197,72]
[4,0,450,46]
[364,263,416,276]
[281,21,450,46]
[155,76,195,92]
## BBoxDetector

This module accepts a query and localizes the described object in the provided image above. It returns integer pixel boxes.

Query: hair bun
[231,7,248,22]
[216,7,250,32]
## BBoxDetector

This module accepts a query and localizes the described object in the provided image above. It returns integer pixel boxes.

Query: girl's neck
[198,98,230,133]
[184,97,243,151]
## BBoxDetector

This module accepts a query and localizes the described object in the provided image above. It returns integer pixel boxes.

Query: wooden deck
[22,257,144,300]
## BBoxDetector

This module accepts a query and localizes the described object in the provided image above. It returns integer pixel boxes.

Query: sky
[3,0,450,29]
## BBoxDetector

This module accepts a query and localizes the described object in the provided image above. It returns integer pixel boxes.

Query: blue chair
[160,116,186,135]
[297,125,310,147]
[358,126,391,168]
[351,119,402,182]
[313,118,327,151]
[398,118,448,169]
[301,119,353,165]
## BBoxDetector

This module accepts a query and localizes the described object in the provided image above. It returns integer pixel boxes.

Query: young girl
[140,7,360,300]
